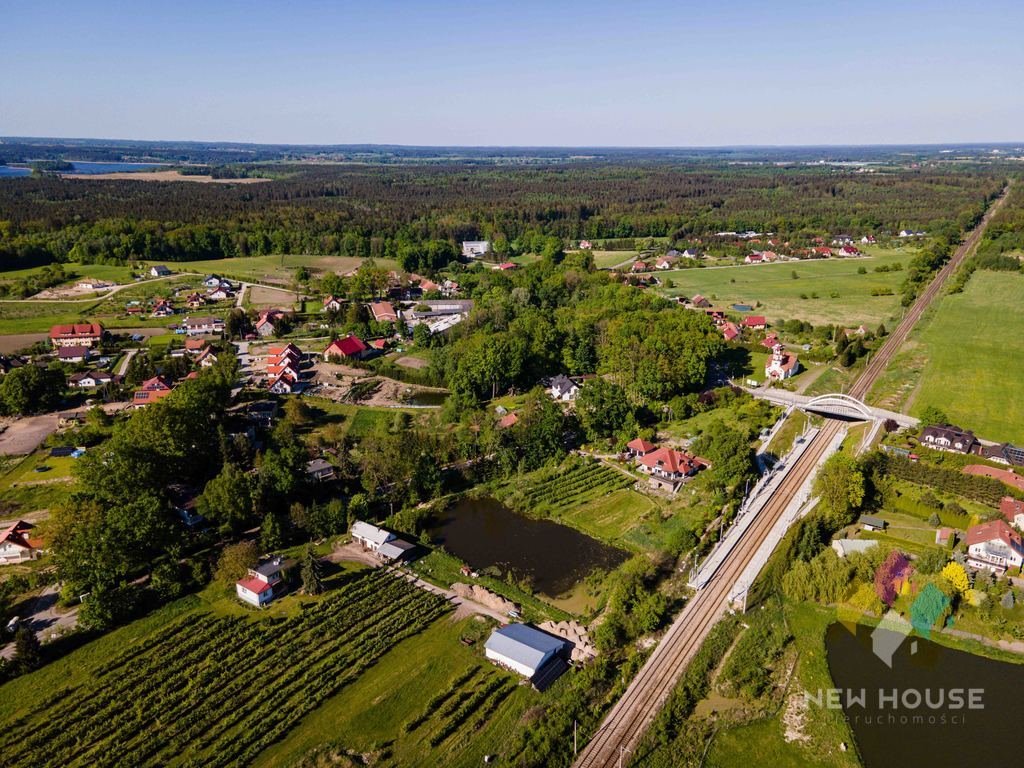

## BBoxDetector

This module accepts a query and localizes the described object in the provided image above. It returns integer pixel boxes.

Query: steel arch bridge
[803,393,875,420]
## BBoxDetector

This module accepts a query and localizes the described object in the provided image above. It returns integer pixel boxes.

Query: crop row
[403,665,481,733]
[0,570,450,768]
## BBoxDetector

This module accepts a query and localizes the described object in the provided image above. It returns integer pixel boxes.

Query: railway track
[573,186,1009,768]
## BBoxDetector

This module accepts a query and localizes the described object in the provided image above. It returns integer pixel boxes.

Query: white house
[182,316,225,336]
[150,265,172,277]
[461,240,491,259]
[548,374,580,402]
[484,624,568,680]
[0,520,43,564]
[966,520,1024,575]
[236,557,288,607]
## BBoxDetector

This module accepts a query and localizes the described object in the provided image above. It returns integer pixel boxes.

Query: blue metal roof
[485,624,566,672]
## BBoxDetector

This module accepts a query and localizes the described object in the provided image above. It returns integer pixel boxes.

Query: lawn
[590,250,640,269]
[0,261,136,286]
[558,487,655,543]
[903,271,1024,443]
[656,249,916,327]
[0,451,78,514]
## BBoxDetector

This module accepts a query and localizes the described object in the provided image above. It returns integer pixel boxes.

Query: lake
[430,496,628,597]
[0,166,31,178]
[824,621,1024,767]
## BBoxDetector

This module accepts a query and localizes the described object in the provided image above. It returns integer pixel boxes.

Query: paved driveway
[0,585,78,660]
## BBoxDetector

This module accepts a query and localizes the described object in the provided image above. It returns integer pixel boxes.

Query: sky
[2,0,1023,147]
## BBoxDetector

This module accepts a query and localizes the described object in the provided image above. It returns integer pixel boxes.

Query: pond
[824,621,1024,767]
[0,166,31,177]
[404,390,447,407]
[430,496,628,597]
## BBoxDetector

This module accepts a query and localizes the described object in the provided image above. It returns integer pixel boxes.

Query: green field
[900,271,1024,443]
[142,254,395,285]
[656,248,916,327]
[0,451,78,514]
[589,250,641,269]
[0,569,533,768]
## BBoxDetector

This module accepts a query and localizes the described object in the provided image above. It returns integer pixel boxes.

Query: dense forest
[0,164,1004,269]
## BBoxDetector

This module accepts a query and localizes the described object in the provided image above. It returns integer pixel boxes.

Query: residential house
[497,412,519,429]
[351,521,395,552]
[899,230,926,238]
[368,301,399,324]
[182,316,225,336]
[548,374,580,402]
[195,348,219,368]
[0,356,25,376]
[68,370,113,388]
[578,240,593,249]
[832,235,855,246]
[691,294,711,309]
[305,458,336,482]
[236,557,293,608]
[185,292,206,309]
[963,465,1024,492]
[626,438,656,457]
[440,279,461,297]
[133,376,173,406]
[255,310,285,337]
[809,246,833,258]
[58,346,92,364]
[965,520,1024,575]
[861,235,877,244]
[206,287,233,302]
[636,446,710,492]
[49,322,104,348]
[461,240,491,258]
[741,315,767,331]
[169,484,205,530]
[324,335,369,361]
[268,373,298,394]
[859,515,887,532]
[485,624,570,688]
[630,260,649,273]
[150,265,172,277]
[721,322,740,342]
[1001,497,1024,530]
[681,248,700,259]
[760,333,779,348]
[977,442,1024,466]
[322,295,344,313]
[744,252,764,264]
[839,245,861,257]
[184,338,209,355]
[654,255,678,270]
[920,424,977,454]
[151,299,175,318]
[0,520,44,564]
[765,343,799,380]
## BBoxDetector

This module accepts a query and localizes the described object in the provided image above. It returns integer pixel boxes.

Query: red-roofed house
[322,295,344,313]
[498,412,519,429]
[636,446,710,492]
[1000,497,1024,530]
[741,316,767,330]
[0,520,44,563]
[133,376,173,406]
[255,309,285,337]
[965,520,1024,575]
[49,322,104,348]
[691,294,711,309]
[236,557,290,608]
[631,260,649,273]
[626,438,656,457]
[810,246,833,258]
[368,301,399,324]
[269,372,298,394]
[721,322,740,342]
[963,465,1024,492]
[497,262,517,271]
[184,338,208,354]
[760,333,779,348]
[744,252,764,264]
[324,335,369,361]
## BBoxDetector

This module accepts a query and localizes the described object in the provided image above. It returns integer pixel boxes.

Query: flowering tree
[874,550,911,607]
[940,561,970,595]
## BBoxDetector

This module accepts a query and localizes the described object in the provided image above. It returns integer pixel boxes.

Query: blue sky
[2,0,1022,146]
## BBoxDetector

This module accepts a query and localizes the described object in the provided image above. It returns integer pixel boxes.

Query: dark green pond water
[824,621,1024,767]
[430,496,628,596]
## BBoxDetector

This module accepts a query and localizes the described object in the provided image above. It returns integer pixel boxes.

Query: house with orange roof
[133,376,173,406]
[49,322,104,348]
[635,445,710,493]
